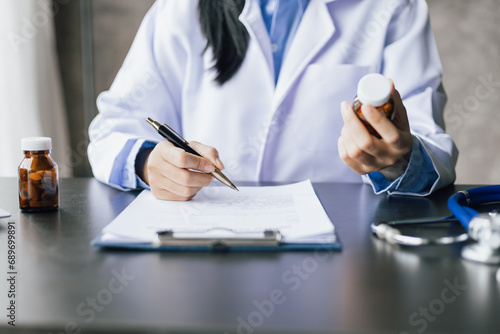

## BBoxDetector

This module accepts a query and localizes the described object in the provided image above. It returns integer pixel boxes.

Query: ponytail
[198,0,249,85]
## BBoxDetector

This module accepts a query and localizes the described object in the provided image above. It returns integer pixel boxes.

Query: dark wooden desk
[0,178,499,334]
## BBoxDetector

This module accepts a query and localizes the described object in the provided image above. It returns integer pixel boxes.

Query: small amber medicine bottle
[353,73,395,138]
[18,137,59,212]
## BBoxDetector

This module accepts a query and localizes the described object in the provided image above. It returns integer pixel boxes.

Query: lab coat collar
[239,0,275,86]
[273,0,336,109]
[239,0,357,108]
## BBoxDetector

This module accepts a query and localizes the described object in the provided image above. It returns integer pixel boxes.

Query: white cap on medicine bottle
[22,137,52,151]
[357,73,391,107]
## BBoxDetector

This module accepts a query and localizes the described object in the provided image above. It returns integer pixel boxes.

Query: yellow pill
[29,172,42,181]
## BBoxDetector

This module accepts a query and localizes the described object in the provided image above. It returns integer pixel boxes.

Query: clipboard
[0,208,11,218]
[91,181,342,252]
[91,229,341,252]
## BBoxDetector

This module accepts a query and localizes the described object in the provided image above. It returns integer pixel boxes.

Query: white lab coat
[88,0,457,195]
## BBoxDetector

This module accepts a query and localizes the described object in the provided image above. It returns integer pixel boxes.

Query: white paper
[0,208,11,218]
[100,180,335,244]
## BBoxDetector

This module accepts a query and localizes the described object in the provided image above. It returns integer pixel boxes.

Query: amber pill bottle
[353,73,395,138]
[18,137,59,212]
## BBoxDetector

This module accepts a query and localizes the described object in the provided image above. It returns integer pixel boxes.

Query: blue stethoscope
[371,185,500,264]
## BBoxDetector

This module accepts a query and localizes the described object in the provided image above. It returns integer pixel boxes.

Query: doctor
[88,0,457,201]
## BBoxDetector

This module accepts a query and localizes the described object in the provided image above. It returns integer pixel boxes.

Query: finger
[150,185,199,201]
[154,160,214,188]
[340,122,407,172]
[363,103,413,155]
[341,102,383,157]
[340,125,377,166]
[154,177,203,200]
[157,141,215,173]
[388,79,410,131]
[338,136,374,175]
[361,104,399,144]
[148,161,210,200]
[190,141,225,170]
[340,101,371,138]
[338,136,362,172]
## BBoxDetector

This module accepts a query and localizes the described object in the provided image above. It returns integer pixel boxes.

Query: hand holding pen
[143,118,238,201]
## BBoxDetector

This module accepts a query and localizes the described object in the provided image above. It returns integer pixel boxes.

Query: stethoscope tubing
[448,185,500,229]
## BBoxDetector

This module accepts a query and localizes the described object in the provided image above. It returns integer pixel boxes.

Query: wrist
[135,145,155,185]
[379,151,411,182]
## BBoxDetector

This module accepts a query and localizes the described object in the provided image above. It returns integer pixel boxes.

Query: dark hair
[198,0,249,85]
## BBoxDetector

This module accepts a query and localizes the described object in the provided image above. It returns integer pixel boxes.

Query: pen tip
[146,117,160,131]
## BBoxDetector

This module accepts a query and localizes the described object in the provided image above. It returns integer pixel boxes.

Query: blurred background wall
[53,0,156,177]
[429,0,500,185]
[5,0,499,185]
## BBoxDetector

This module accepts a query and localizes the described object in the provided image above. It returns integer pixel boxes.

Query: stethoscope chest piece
[461,212,500,264]
[461,244,500,264]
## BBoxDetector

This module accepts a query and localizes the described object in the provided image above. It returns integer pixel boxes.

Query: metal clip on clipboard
[155,230,282,249]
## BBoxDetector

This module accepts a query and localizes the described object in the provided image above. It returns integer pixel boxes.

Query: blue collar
[259,0,310,84]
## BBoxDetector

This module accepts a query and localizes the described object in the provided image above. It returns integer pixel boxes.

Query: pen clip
[163,123,189,145]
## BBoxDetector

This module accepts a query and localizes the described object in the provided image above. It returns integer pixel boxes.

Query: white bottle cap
[22,137,52,151]
[357,73,391,107]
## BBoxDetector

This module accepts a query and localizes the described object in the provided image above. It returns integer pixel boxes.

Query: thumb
[189,141,225,171]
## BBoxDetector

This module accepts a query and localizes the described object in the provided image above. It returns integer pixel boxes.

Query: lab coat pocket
[289,64,371,154]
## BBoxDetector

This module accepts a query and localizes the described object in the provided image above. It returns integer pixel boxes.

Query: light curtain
[0,0,71,177]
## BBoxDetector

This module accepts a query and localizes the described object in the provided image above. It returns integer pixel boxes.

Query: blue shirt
[260,0,309,84]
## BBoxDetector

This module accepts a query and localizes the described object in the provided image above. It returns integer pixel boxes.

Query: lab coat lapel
[239,0,275,84]
[273,0,336,109]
